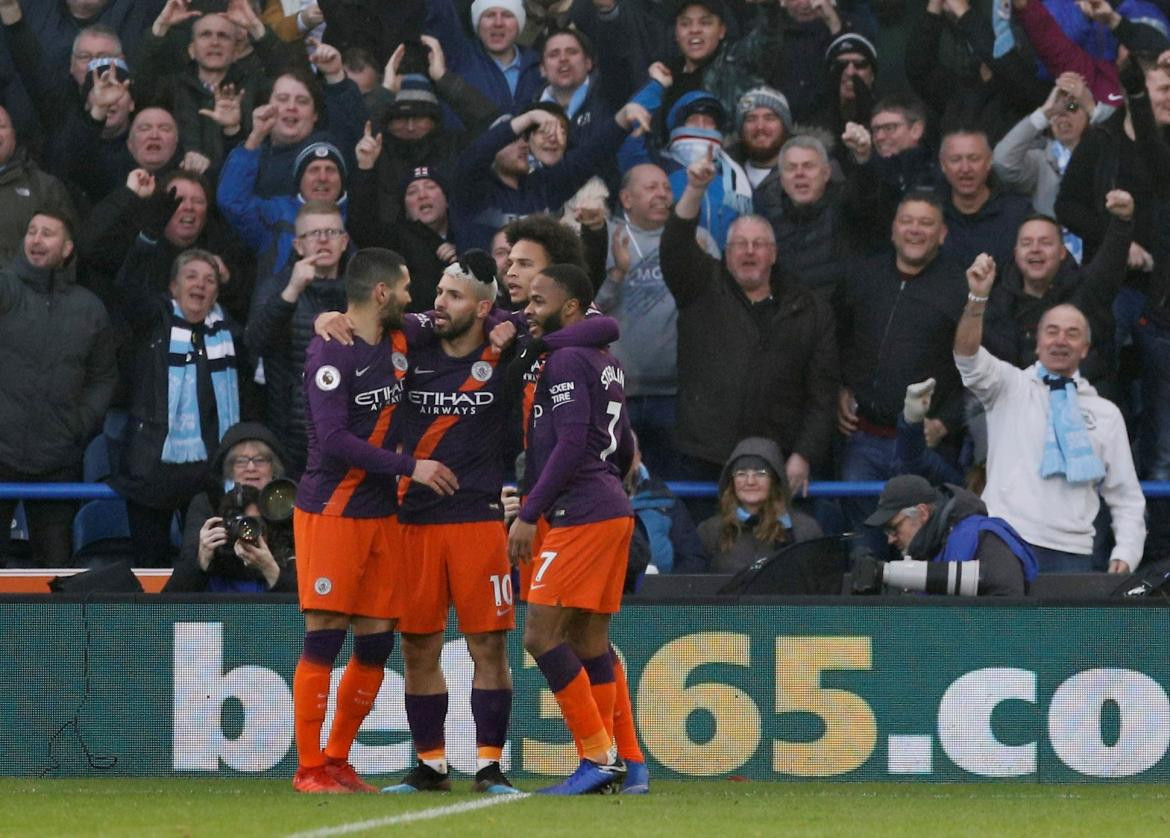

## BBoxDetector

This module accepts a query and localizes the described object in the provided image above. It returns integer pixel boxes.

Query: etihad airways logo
[355,380,404,410]
[408,390,496,415]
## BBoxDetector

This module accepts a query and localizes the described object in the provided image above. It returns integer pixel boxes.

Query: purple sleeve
[306,341,417,476]
[519,352,592,523]
[543,313,619,350]
[487,305,528,331]
[403,312,436,348]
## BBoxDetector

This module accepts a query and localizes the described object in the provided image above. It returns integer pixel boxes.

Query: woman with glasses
[694,437,822,574]
[166,421,297,592]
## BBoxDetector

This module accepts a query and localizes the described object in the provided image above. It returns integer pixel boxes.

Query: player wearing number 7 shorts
[507,263,637,795]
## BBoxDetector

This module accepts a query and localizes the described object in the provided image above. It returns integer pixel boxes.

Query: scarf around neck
[1035,363,1105,484]
[162,300,240,463]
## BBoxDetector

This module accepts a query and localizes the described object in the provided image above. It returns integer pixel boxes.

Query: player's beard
[436,309,474,341]
[538,309,564,336]
[380,294,406,330]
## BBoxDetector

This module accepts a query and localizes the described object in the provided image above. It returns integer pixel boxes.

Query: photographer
[165,421,297,592]
[854,474,1037,596]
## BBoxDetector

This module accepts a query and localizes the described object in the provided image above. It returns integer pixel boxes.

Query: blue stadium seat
[102,409,128,441]
[83,434,113,483]
[72,498,132,558]
[8,502,28,541]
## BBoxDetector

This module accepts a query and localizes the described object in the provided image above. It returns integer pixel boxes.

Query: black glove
[141,186,182,241]
[850,553,884,594]
[1120,54,1148,97]
[506,336,548,401]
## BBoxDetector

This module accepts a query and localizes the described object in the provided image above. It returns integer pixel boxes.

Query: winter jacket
[252,79,368,198]
[451,116,630,250]
[941,186,1034,271]
[905,8,1047,146]
[77,185,255,324]
[364,71,499,229]
[693,437,823,574]
[628,469,709,574]
[983,214,1132,394]
[661,212,840,470]
[0,148,76,267]
[133,29,291,173]
[903,482,1034,595]
[217,144,348,286]
[245,263,348,476]
[425,0,542,115]
[753,169,881,301]
[110,237,253,510]
[169,420,295,593]
[835,250,968,432]
[0,254,116,475]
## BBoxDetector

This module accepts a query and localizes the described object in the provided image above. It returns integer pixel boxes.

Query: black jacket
[836,249,968,431]
[661,212,840,469]
[940,186,1033,271]
[245,264,348,476]
[984,214,1132,396]
[754,168,880,301]
[111,239,253,509]
[0,254,116,475]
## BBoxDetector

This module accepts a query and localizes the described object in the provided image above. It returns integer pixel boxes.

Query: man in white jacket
[953,251,1146,573]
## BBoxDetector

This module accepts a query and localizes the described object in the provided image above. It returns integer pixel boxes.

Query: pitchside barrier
[4,595,1170,783]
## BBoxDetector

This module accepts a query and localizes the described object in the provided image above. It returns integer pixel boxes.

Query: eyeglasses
[883,513,906,536]
[732,468,770,481]
[872,120,909,135]
[298,228,345,240]
[727,239,775,252]
[836,58,871,70]
[232,455,273,468]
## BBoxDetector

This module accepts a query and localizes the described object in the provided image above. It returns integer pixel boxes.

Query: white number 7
[600,400,621,462]
[535,551,558,583]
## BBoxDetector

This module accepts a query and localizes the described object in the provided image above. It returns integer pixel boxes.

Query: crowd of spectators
[1,0,1169,578]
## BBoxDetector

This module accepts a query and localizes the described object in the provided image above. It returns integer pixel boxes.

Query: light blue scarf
[1036,364,1105,484]
[667,127,753,217]
[736,507,793,529]
[161,301,240,463]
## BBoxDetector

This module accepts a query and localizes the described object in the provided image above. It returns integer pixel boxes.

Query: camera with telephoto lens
[210,479,298,580]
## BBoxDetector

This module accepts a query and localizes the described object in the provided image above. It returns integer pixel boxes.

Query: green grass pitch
[3,778,1169,837]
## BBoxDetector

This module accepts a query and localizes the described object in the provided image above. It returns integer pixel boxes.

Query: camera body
[209,480,297,580]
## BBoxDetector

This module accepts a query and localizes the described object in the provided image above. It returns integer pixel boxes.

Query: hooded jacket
[0,253,116,474]
[0,147,76,267]
[694,436,823,574]
[661,213,840,469]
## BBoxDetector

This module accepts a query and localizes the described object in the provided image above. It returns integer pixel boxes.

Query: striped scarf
[161,300,240,463]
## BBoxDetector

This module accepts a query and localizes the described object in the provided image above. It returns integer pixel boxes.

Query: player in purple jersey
[291,248,458,794]
[507,263,636,794]
[382,250,522,794]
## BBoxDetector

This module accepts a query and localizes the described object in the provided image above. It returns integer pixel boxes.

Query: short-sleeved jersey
[396,340,508,524]
[520,345,634,527]
[296,330,413,518]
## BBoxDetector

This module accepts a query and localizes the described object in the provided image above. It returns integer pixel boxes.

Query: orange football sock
[612,652,644,762]
[553,670,610,762]
[293,657,332,769]
[590,681,617,743]
[324,659,385,762]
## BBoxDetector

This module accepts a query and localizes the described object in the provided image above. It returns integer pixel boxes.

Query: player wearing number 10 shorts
[507,264,636,795]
